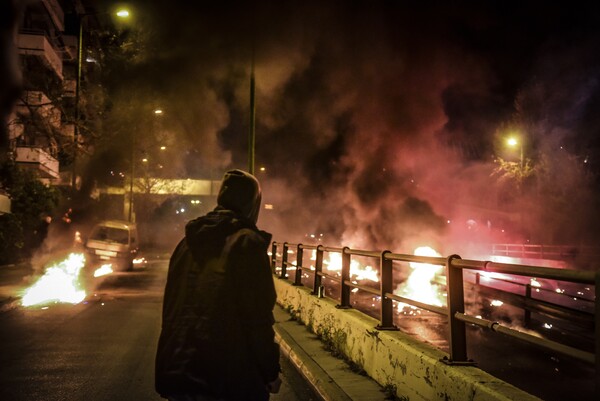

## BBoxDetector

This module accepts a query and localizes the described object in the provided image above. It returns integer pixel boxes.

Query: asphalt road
[0,256,321,401]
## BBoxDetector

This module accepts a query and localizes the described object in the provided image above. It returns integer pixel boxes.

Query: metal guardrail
[271,241,600,392]
[492,243,600,261]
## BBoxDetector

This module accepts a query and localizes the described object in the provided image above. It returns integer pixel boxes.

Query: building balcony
[15,146,60,179]
[17,31,63,80]
[18,90,52,111]
[62,35,78,61]
[17,90,62,129]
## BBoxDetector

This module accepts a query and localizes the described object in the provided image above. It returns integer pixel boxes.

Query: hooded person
[155,169,281,401]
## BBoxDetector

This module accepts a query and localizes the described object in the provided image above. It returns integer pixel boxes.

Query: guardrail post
[443,254,472,364]
[337,247,351,308]
[524,284,532,326]
[281,242,289,279]
[312,245,324,296]
[270,242,277,274]
[376,251,397,330]
[294,244,303,286]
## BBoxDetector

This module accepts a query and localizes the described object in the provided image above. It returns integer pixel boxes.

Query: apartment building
[8,0,83,187]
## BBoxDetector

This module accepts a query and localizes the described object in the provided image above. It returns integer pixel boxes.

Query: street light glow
[116,9,130,18]
[154,109,163,115]
[507,137,518,147]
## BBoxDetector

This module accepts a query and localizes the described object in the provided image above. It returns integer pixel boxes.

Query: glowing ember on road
[22,253,87,306]
[93,264,113,277]
[394,246,446,310]
[530,278,542,288]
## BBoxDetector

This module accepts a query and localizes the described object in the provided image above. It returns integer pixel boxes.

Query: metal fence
[271,241,599,391]
[492,243,600,261]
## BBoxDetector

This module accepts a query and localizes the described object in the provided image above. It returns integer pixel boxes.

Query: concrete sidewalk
[273,304,391,401]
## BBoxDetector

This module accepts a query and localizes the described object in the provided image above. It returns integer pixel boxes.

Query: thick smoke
[110,0,600,256]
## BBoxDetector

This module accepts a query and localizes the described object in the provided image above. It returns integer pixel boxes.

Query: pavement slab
[273,304,391,401]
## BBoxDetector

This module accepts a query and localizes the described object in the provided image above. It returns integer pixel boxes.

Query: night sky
[96,0,600,254]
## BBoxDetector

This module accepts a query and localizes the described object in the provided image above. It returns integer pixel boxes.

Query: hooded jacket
[155,170,280,400]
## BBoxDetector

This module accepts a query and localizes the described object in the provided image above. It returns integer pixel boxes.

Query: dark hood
[184,209,271,264]
[216,169,262,224]
[185,210,244,263]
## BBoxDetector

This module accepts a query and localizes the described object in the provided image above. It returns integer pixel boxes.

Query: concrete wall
[274,278,541,401]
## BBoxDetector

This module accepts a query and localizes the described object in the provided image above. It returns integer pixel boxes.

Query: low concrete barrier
[274,278,540,401]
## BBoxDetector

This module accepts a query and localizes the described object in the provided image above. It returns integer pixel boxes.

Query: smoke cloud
[103,0,600,257]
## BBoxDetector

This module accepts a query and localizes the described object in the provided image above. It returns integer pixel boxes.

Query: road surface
[0,255,321,401]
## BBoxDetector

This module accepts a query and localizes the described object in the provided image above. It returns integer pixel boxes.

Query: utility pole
[72,18,83,189]
[128,130,135,222]
[248,56,255,175]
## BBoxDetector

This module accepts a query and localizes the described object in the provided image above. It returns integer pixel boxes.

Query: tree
[0,161,59,262]
[491,156,535,191]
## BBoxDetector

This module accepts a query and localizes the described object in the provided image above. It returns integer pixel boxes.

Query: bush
[0,161,60,262]
[0,213,24,264]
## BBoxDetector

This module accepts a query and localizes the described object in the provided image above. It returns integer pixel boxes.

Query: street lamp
[116,9,130,18]
[72,8,131,189]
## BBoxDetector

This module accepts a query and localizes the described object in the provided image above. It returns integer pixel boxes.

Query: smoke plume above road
[110,0,600,254]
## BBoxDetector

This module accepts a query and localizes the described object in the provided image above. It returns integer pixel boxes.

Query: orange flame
[323,252,379,282]
[394,246,446,311]
[93,264,113,277]
[22,253,87,306]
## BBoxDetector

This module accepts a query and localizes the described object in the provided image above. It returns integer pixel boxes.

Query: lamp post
[71,17,84,189]
[506,136,524,171]
[248,55,256,175]
[506,135,526,234]
[128,128,135,222]
[128,107,162,222]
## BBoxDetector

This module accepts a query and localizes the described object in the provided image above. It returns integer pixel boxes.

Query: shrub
[0,213,24,264]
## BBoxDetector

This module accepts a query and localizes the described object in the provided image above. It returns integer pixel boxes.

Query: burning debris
[93,264,114,278]
[21,252,120,307]
[22,253,87,307]
[323,252,379,282]
[394,246,446,312]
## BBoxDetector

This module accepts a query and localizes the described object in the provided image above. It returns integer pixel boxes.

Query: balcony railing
[17,31,63,79]
[14,146,60,179]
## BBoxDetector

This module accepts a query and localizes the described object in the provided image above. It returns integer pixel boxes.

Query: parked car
[84,220,139,272]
